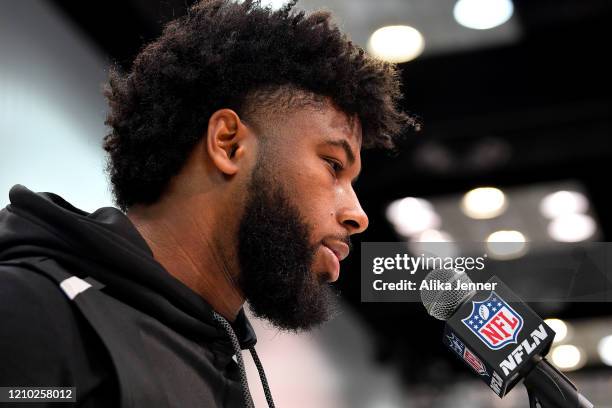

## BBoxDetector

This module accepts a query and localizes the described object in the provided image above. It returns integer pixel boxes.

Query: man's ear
[206,109,250,176]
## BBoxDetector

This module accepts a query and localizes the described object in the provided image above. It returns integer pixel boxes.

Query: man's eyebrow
[323,138,356,166]
[322,138,361,184]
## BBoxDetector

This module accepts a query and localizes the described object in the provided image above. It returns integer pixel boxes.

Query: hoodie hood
[0,184,257,353]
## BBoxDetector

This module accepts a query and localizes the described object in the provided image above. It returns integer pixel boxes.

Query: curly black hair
[103,0,418,211]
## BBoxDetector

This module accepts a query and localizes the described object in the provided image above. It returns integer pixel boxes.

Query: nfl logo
[462,291,524,350]
[463,347,487,376]
[446,333,487,376]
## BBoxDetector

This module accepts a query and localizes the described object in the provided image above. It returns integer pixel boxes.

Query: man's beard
[237,155,339,331]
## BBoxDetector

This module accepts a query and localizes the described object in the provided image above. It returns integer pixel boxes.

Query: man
[0,0,415,406]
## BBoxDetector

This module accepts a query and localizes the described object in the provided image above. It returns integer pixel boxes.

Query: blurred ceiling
[292,0,522,56]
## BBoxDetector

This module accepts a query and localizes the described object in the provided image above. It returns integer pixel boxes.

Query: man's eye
[324,158,344,174]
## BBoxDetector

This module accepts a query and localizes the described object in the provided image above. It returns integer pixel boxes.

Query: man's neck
[126,194,244,322]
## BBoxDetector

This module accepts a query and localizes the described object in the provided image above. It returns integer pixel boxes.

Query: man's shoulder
[0,262,76,323]
[0,262,114,389]
[0,261,96,350]
[1,260,63,290]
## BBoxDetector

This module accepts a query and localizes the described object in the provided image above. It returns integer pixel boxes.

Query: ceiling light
[461,187,507,219]
[598,335,612,366]
[413,229,453,242]
[386,197,440,237]
[540,190,589,219]
[368,25,425,63]
[548,213,596,242]
[544,318,568,344]
[410,230,457,258]
[550,344,585,371]
[453,0,514,30]
[486,230,527,260]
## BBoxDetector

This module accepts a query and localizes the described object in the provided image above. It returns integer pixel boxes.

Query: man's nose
[339,189,369,235]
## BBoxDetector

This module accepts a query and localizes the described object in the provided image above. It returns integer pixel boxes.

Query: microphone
[420,269,594,408]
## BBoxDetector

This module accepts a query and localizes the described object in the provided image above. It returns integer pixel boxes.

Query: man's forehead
[329,109,362,143]
[303,99,362,147]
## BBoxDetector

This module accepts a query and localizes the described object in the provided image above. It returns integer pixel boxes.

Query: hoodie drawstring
[248,347,275,408]
[212,312,276,408]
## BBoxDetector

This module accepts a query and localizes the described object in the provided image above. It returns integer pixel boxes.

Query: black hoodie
[0,185,275,408]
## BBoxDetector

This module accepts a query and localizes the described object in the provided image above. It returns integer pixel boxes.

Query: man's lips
[319,239,350,282]
[321,245,340,282]
[323,240,350,262]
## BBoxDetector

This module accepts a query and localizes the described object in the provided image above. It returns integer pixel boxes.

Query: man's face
[236,100,368,331]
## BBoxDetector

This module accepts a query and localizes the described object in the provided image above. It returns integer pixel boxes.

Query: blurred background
[1,0,611,406]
